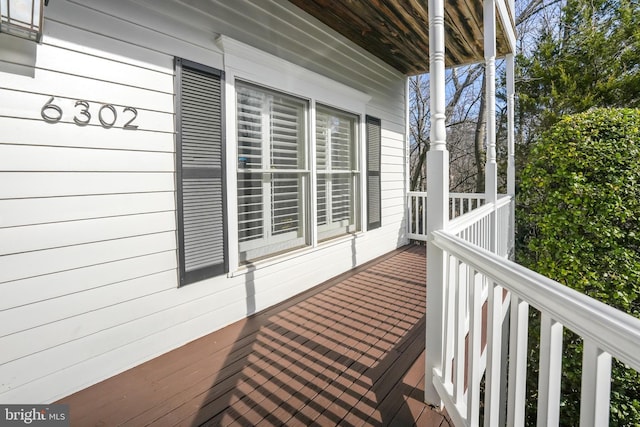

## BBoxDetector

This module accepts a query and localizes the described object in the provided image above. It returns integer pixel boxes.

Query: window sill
[228,231,365,278]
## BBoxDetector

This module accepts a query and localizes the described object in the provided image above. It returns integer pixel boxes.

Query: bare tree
[409,0,562,195]
[409,64,483,192]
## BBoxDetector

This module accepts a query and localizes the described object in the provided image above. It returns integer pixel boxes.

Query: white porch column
[484,0,498,206]
[506,53,515,196]
[483,2,502,425]
[506,53,516,259]
[424,0,449,406]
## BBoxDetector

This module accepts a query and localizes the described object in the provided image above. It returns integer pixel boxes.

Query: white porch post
[483,1,502,425]
[424,0,449,406]
[506,53,515,196]
[506,53,516,259]
[484,0,498,208]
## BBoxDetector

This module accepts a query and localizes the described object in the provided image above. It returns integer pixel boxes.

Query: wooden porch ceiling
[287,0,513,75]
[58,246,451,426]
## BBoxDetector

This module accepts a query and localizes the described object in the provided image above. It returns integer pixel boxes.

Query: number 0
[99,104,117,128]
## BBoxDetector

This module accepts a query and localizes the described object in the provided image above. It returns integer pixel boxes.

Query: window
[175,58,226,286]
[236,82,309,262]
[366,115,381,230]
[316,105,360,240]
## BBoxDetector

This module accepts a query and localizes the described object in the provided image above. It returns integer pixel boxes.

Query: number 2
[123,107,139,130]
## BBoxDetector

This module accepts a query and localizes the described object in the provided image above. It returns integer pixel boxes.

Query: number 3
[73,100,91,125]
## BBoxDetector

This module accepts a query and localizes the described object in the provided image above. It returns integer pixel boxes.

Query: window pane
[237,87,263,170]
[331,175,352,223]
[237,172,263,242]
[272,173,303,236]
[317,174,327,226]
[271,98,305,169]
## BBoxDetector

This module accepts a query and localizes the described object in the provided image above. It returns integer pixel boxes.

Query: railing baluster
[408,194,414,235]
[467,269,483,424]
[454,261,467,404]
[450,197,455,219]
[579,340,612,427]
[537,313,563,427]
[420,195,427,238]
[507,296,529,427]
[484,281,503,426]
[442,254,457,386]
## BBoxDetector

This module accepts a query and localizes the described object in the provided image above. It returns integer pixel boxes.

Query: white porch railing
[407,192,487,241]
[428,199,640,427]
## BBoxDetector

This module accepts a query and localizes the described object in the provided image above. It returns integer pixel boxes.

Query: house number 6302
[41,96,139,129]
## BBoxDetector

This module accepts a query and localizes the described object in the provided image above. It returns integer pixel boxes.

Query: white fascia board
[495,0,516,53]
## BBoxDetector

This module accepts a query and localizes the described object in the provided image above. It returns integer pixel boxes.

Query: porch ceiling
[287,0,513,75]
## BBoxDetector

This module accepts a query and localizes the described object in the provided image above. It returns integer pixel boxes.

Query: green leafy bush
[518,108,640,425]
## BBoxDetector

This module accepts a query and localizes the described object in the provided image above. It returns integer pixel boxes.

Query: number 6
[41,96,63,123]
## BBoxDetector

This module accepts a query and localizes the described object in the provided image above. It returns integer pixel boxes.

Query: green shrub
[517,108,640,425]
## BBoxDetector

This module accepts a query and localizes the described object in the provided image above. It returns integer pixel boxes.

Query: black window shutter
[175,58,227,286]
[366,115,381,230]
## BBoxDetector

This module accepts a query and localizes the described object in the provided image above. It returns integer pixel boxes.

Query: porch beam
[424,0,449,406]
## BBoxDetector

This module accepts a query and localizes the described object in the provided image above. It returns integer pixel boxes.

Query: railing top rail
[407,192,510,199]
[432,230,640,372]
[407,191,487,197]
[443,195,511,235]
[449,192,486,198]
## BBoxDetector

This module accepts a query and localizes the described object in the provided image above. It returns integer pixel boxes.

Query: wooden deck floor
[58,245,451,426]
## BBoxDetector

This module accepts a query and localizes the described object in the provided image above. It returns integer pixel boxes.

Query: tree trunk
[474,72,487,193]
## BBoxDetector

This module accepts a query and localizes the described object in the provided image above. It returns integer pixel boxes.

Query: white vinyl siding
[236,82,309,262]
[316,106,359,240]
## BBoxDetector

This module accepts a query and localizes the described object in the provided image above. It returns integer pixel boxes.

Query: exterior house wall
[0,0,409,403]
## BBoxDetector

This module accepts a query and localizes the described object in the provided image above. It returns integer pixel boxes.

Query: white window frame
[236,82,310,262]
[218,36,371,272]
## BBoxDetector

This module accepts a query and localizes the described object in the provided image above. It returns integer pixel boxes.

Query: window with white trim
[316,105,360,241]
[236,82,310,262]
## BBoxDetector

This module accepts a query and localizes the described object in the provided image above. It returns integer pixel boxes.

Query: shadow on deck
[59,245,451,426]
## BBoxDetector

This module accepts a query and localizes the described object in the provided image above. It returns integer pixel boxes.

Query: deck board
[58,244,450,426]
